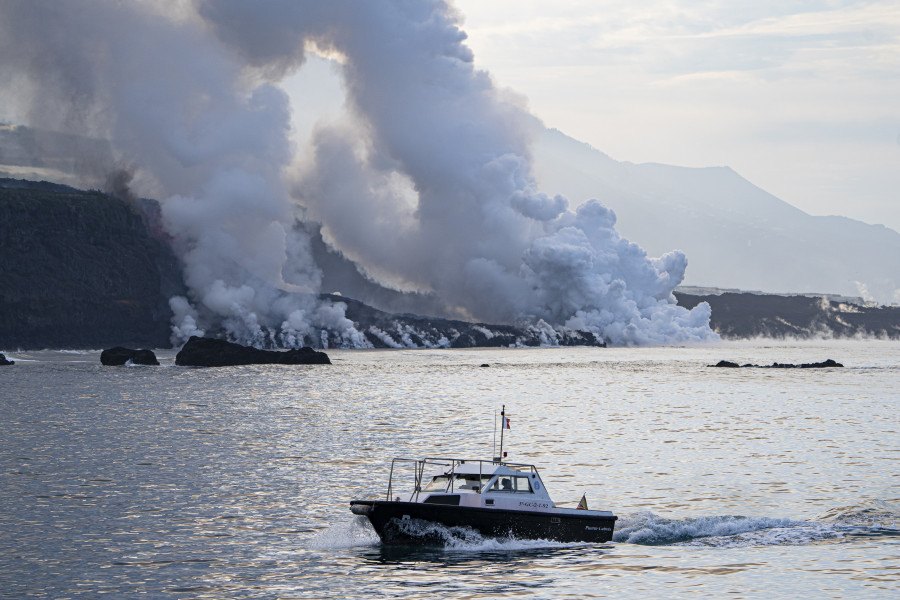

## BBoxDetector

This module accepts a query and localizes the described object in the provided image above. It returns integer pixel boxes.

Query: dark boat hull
[350,500,617,545]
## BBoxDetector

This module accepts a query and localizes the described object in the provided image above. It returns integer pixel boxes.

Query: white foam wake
[615,503,900,548]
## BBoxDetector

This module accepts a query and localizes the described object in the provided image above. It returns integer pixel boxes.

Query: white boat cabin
[386,458,556,512]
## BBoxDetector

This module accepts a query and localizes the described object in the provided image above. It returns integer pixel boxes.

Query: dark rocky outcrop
[175,336,331,367]
[677,290,900,339]
[0,178,184,349]
[0,352,14,365]
[770,359,843,368]
[711,360,740,368]
[710,358,843,368]
[100,346,159,366]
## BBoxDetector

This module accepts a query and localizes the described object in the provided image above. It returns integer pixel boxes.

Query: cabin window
[489,475,533,493]
[424,474,492,492]
[454,474,492,491]
[424,475,450,492]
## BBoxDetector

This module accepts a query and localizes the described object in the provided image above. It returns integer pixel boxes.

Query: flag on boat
[503,417,510,429]
[577,494,588,510]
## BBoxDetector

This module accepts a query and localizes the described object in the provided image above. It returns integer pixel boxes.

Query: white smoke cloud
[199,0,715,344]
[0,0,716,347]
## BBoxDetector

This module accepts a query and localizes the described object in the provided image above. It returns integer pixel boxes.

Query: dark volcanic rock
[710,358,843,368]
[677,290,900,339]
[712,360,740,368]
[175,336,331,367]
[0,352,14,365]
[100,346,159,366]
[0,178,185,349]
[323,294,607,348]
[769,359,843,369]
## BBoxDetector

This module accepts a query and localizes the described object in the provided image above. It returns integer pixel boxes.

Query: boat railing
[385,457,540,501]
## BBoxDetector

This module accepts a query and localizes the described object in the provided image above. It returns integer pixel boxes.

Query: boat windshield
[423,473,494,492]
[423,475,450,491]
[488,475,533,493]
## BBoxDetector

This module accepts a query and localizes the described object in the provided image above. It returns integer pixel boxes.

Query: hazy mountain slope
[534,129,900,304]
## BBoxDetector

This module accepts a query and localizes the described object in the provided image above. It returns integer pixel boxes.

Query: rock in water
[710,358,843,369]
[174,336,331,367]
[781,359,844,369]
[101,347,160,366]
[131,349,160,365]
[711,360,740,368]
[0,352,14,365]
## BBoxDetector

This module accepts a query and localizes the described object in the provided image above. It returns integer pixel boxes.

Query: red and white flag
[503,417,510,429]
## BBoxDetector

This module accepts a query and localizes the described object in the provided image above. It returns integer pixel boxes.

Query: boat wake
[615,500,900,548]
[817,500,900,529]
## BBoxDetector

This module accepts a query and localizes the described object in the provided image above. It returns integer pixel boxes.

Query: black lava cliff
[0,179,183,349]
[676,291,900,339]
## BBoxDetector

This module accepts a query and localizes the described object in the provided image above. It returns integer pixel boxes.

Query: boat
[349,408,617,545]
[350,457,618,544]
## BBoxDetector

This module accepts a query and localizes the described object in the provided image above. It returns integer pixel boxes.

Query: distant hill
[534,128,900,306]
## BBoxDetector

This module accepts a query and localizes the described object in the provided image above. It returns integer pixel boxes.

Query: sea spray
[308,517,381,550]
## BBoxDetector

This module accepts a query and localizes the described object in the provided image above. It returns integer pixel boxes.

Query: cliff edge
[0,179,183,349]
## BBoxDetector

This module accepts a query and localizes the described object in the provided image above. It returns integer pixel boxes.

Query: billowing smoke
[0,0,363,348]
[0,0,715,347]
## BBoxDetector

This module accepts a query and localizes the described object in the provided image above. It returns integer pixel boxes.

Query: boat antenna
[499,404,506,463]
[492,408,497,459]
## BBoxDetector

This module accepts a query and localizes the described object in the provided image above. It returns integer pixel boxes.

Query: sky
[450,0,900,233]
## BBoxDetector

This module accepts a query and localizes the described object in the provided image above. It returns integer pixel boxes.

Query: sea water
[1,340,897,598]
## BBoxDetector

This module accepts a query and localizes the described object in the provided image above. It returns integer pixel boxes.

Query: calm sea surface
[1,340,898,598]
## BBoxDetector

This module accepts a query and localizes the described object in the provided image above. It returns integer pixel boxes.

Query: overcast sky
[451,0,900,233]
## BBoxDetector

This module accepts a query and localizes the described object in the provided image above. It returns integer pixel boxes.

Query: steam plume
[0,0,715,347]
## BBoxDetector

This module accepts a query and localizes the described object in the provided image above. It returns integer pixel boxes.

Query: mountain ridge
[534,128,900,305]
